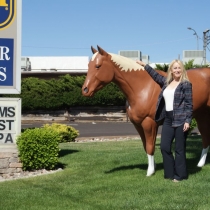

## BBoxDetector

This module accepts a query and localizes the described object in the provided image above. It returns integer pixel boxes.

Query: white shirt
[163,87,176,111]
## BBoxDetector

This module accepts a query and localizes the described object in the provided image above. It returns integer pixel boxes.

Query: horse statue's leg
[141,117,158,176]
[195,111,210,167]
[134,117,158,176]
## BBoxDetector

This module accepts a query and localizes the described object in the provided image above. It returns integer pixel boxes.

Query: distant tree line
[3,75,125,110]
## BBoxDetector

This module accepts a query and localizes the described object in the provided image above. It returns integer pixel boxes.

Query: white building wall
[142,55,150,64]
[27,56,89,71]
[182,50,208,65]
[118,50,142,61]
[149,63,169,69]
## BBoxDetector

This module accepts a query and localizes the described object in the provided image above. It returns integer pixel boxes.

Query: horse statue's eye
[96,65,101,69]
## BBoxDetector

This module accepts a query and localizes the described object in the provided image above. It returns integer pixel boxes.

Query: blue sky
[22,0,210,63]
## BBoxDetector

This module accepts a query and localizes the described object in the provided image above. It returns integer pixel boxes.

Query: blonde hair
[166,59,189,85]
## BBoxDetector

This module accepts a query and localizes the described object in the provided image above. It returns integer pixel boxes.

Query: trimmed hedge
[17,128,60,171]
[3,75,126,111]
[43,123,79,142]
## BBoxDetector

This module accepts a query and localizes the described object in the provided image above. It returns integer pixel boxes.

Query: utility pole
[203,29,210,65]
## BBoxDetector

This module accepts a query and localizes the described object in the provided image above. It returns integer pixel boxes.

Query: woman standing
[136,60,193,182]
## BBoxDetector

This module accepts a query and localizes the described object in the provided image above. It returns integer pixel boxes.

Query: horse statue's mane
[91,52,145,72]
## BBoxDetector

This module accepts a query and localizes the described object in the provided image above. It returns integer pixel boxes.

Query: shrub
[189,118,197,134]
[43,123,79,142]
[17,128,60,171]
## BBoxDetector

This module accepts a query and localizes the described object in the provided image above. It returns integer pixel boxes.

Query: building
[21,56,89,72]
[142,55,150,64]
[118,50,150,64]
[21,57,31,71]
[149,63,169,69]
[182,50,209,65]
[118,50,142,61]
[21,56,89,80]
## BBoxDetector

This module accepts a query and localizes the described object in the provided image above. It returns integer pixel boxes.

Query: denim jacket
[144,64,193,127]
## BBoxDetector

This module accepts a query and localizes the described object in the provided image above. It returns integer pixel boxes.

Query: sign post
[0,0,22,147]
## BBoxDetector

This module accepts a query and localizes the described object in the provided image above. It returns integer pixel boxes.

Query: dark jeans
[161,111,188,180]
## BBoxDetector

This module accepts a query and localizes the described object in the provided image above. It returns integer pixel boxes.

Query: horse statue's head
[82,45,115,97]
[82,45,144,97]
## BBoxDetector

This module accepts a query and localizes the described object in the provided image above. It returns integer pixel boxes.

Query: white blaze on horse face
[110,53,144,72]
[91,52,98,61]
[86,79,90,87]
[96,57,99,66]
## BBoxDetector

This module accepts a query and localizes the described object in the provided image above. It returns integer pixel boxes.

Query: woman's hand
[183,122,190,132]
[136,60,146,67]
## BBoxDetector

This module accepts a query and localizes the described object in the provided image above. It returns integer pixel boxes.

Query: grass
[0,135,210,210]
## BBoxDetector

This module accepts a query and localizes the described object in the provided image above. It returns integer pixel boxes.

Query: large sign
[0,98,21,145]
[0,0,21,93]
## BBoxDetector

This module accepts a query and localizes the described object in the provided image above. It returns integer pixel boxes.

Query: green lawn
[0,136,210,210]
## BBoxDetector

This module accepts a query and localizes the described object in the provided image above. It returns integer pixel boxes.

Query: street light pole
[203,29,210,65]
[187,27,199,50]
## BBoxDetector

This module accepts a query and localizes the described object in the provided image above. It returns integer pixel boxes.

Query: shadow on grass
[104,163,163,174]
[105,135,208,176]
[59,149,79,157]
[55,161,67,169]
[57,149,79,169]
[104,161,202,176]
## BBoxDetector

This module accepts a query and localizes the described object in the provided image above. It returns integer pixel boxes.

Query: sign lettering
[0,67,6,81]
[0,46,10,60]
[0,100,21,145]
[0,133,14,143]
[0,106,15,117]
[0,39,13,86]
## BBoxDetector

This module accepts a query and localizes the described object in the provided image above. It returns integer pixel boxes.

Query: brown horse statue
[82,45,210,176]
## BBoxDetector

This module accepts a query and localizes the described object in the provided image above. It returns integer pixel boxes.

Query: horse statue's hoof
[197,158,206,167]
[146,154,155,176]
[146,169,155,176]
[197,146,209,167]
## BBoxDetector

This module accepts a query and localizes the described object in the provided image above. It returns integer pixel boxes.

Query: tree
[184,59,210,70]
[154,63,169,72]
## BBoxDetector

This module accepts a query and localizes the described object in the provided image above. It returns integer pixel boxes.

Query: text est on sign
[0,98,21,145]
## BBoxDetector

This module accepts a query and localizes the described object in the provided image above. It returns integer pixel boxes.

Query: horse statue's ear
[91,46,98,54]
[97,45,108,56]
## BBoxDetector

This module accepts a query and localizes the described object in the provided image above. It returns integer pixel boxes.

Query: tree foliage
[3,74,126,110]
[184,59,209,70]
[154,63,169,72]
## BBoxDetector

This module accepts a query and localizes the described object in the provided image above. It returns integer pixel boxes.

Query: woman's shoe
[172,179,180,182]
